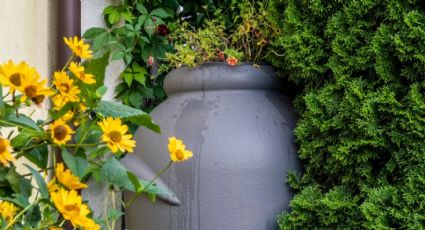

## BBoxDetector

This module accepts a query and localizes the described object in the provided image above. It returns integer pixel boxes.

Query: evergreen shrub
[268,0,425,228]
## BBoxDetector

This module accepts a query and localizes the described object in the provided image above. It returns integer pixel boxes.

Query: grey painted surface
[124,63,300,230]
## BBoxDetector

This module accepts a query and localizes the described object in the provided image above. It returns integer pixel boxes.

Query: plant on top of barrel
[0,36,193,229]
[166,0,278,68]
[83,0,216,112]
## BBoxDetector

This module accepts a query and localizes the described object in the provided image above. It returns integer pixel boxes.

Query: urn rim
[164,62,282,95]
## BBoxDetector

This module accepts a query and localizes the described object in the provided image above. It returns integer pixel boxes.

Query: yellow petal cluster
[50,120,74,145]
[50,188,99,229]
[55,163,88,190]
[0,137,15,167]
[168,137,193,162]
[64,36,93,59]
[19,71,52,104]
[0,60,36,93]
[0,201,18,223]
[69,62,96,85]
[98,117,136,153]
[53,71,80,102]
[51,94,74,122]
[0,60,52,104]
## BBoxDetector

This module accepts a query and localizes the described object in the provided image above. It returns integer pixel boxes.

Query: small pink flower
[147,56,154,66]
[226,57,238,66]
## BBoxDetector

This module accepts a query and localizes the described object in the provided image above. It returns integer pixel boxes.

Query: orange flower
[226,57,238,66]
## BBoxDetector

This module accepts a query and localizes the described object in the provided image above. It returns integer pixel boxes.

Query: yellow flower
[64,36,93,59]
[53,71,80,102]
[18,72,52,103]
[47,179,60,193]
[0,201,18,223]
[0,137,15,167]
[55,163,87,190]
[50,120,74,145]
[69,62,96,85]
[50,188,95,228]
[81,218,101,230]
[51,94,69,110]
[51,95,74,121]
[49,226,64,230]
[168,137,193,162]
[0,60,37,93]
[98,117,136,153]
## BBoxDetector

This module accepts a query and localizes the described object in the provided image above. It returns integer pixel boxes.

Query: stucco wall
[0,0,57,173]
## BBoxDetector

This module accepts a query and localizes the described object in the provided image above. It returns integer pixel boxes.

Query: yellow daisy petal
[64,36,93,59]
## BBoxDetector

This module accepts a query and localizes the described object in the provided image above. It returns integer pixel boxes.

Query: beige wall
[0,0,57,173]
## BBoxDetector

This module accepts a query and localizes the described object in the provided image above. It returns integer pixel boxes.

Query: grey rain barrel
[123,63,300,230]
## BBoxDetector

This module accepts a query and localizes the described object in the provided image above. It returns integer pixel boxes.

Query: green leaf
[111,51,125,61]
[144,18,155,36]
[100,158,130,189]
[94,101,160,133]
[24,164,48,199]
[128,114,161,133]
[121,10,132,22]
[6,170,23,194]
[61,149,89,179]
[2,114,41,131]
[138,15,148,27]
[108,209,124,221]
[108,10,121,24]
[25,144,49,169]
[139,36,150,44]
[24,205,41,227]
[94,100,146,118]
[150,8,171,18]
[134,73,146,86]
[11,132,33,148]
[83,27,108,39]
[84,52,110,92]
[3,193,30,208]
[103,5,116,15]
[129,91,143,107]
[127,171,143,193]
[96,86,108,98]
[136,4,148,15]
[92,31,113,52]
[123,72,133,87]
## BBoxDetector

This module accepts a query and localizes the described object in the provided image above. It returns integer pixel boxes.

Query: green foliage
[167,0,277,67]
[94,100,161,133]
[84,0,216,111]
[270,0,425,228]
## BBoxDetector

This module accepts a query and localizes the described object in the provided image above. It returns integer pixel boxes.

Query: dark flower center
[24,85,38,98]
[60,84,70,93]
[32,95,45,104]
[176,150,185,161]
[64,204,80,213]
[53,125,68,140]
[109,131,122,142]
[9,73,22,86]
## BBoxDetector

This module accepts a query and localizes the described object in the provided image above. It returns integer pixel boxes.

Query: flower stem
[63,142,103,148]
[61,55,74,72]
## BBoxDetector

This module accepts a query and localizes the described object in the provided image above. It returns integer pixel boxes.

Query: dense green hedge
[268,0,425,228]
